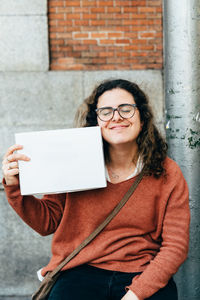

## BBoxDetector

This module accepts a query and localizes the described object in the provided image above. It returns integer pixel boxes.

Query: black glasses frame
[95,103,137,122]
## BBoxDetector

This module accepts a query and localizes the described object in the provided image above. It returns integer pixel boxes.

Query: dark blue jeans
[47,264,178,300]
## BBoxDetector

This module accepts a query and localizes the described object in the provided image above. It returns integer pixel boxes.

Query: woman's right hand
[2,144,30,186]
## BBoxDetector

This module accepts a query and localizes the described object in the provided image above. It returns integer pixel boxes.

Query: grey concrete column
[163,0,200,299]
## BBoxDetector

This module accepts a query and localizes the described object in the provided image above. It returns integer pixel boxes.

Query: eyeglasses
[95,103,137,122]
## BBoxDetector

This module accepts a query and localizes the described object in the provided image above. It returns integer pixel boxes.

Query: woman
[2,79,190,300]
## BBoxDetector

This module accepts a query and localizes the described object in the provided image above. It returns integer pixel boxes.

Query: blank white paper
[15,127,107,195]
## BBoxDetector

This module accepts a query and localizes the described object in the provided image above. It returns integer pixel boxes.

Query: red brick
[130,39,148,44]
[156,44,163,50]
[131,14,146,19]
[107,7,121,13]
[92,58,106,64]
[48,0,163,70]
[49,13,65,20]
[73,7,89,13]
[107,58,122,64]
[49,7,57,13]
[67,13,81,19]
[140,45,155,50]
[99,39,115,45]
[139,7,156,13]
[114,14,130,19]
[49,19,57,26]
[124,45,140,50]
[56,33,72,38]
[74,20,89,26]
[50,27,66,33]
[140,32,156,38]
[123,7,137,13]
[99,13,114,20]
[91,7,105,13]
[65,26,81,32]
[81,52,97,57]
[81,25,101,31]
[114,26,132,32]
[116,52,130,57]
[56,7,72,13]
[66,65,85,70]
[154,19,162,24]
[77,58,92,64]
[59,46,73,51]
[90,45,107,52]
[155,32,162,38]
[107,32,123,38]
[82,1,97,6]
[57,20,73,26]
[100,64,118,70]
[130,26,147,32]
[131,64,146,70]
[109,46,123,51]
[83,39,98,45]
[51,39,65,45]
[138,19,155,25]
[50,46,58,51]
[99,1,114,6]
[73,33,89,38]
[90,20,106,26]
[123,20,140,25]
[124,32,137,38]
[147,1,162,7]
[116,39,130,44]
[51,52,64,58]
[91,32,107,38]
[131,1,146,6]
[67,51,82,58]
[106,20,123,26]
[156,7,162,13]
[148,38,162,44]
[65,40,81,45]
[73,45,89,51]
[116,1,131,6]
[82,14,97,19]
[131,52,148,57]
[146,64,163,69]
[49,1,65,7]
[124,58,138,64]
[65,1,81,6]
[99,52,115,57]
[147,13,162,19]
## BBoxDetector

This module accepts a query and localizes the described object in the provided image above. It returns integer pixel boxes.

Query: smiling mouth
[110,125,129,129]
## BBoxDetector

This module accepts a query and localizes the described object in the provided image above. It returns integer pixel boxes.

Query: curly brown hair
[74,79,168,177]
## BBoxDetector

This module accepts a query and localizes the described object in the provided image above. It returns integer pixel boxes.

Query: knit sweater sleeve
[127,166,190,299]
[3,178,66,236]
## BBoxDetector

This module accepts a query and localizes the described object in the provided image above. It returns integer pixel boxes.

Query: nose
[112,108,123,121]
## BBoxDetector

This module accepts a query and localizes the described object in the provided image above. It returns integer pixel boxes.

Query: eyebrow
[97,103,135,109]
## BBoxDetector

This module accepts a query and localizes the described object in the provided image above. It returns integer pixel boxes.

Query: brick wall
[48,0,163,70]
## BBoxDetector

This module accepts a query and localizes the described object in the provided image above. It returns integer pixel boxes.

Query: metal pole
[163,0,200,299]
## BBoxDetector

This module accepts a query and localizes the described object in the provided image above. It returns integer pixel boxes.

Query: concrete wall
[0,70,164,298]
[0,0,48,71]
[0,1,164,299]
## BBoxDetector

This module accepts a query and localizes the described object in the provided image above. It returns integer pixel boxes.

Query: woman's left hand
[121,290,139,300]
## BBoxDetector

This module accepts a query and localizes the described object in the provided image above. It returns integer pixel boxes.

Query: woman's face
[97,88,143,147]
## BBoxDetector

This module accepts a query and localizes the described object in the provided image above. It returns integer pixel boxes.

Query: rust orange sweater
[3,157,190,299]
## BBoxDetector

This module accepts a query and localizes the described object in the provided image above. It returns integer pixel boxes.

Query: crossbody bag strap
[50,169,144,279]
